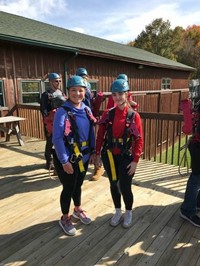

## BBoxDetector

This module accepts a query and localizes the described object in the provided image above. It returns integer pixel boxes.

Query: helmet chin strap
[120,98,128,106]
[118,101,127,109]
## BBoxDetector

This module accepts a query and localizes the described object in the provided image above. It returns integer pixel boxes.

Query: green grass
[156,137,191,167]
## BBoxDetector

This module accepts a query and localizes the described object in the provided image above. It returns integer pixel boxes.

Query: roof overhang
[0,34,78,54]
[78,49,196,72]
[0,34,195,72]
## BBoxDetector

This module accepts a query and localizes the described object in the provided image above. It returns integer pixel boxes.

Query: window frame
[0,79,5,107]
[20,79,42,104]
[89,79,99,97]
[161,78,171,90]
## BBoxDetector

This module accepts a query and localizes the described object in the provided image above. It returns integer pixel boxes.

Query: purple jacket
[52,100,95,164]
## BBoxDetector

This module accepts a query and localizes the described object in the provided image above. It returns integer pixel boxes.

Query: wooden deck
[1,137,200,266]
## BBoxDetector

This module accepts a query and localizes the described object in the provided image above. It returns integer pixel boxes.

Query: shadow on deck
[0,137,200,266]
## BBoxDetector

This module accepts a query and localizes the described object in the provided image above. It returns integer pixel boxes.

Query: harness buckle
[70,153,83,164]
[70,154,76,163]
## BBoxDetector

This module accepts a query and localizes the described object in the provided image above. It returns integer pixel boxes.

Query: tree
[128,18,184,61]
[128,19,200,78]
[177,25,200,78]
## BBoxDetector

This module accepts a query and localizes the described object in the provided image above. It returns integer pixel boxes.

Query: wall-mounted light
[138,65,143,70]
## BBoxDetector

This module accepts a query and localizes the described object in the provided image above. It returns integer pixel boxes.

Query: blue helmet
[67,75,87,89]
[110,79,129,93]
[117,73,128,82]
[48,73,60,81]
[76,68,88,77]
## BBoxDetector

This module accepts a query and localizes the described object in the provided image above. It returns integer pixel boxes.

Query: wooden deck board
[0,136,200,266]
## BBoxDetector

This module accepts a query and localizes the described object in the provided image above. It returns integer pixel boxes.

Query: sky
[1,0,200,44]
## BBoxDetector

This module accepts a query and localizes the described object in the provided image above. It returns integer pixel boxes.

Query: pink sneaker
[59,216,76,236]
[72,209,91,225]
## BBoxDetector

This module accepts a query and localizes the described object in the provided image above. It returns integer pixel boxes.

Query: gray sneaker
[122,210,132,228]
[110,209,122,227]
[59,216,76,236]
[180,211,200,227]
[72,209,91,225]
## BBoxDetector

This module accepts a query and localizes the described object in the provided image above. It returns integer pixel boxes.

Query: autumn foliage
[128,19,200,78]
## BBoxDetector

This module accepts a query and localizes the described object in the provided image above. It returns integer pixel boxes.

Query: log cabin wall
[0,40,190,112]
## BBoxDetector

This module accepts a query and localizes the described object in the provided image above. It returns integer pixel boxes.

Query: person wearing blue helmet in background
[40,73,66,171]
[117,73,128,82]
[76,67,92,108]
[95,78,143,229]
[52,75,96,236]
[76,67,105,181]
[117,74,138,110]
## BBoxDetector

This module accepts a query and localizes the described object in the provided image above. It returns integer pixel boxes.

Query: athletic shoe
[180,211,200,227]
[59,216,76,236]
[72,209,91,225]
[122,210,132,228]
[110,208,122,227]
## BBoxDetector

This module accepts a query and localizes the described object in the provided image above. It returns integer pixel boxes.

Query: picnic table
[0,116,26,146]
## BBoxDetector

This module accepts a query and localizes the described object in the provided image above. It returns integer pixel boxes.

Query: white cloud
[91,2,200,42]
[0,0,68,19]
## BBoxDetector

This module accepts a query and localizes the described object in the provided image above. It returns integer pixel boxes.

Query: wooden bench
[0,116,26,146]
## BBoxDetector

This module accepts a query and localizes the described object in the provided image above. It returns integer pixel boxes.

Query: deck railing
[139,111,189,167]
[0,104,189,168]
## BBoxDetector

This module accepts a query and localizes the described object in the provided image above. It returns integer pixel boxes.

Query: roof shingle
[0,11,195,71]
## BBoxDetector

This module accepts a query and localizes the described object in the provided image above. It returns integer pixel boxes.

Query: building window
[44,81,50,92]
[161,78,171,90]
[0,80,5,106]
[21,80,41,104]
[89,79,98,98]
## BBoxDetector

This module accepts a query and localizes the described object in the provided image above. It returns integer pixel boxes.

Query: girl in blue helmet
[95,79,143,228]
[52,75,96,236]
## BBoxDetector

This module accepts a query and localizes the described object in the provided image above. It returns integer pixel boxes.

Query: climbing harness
[99,107,140,180]
[63,106,96,173]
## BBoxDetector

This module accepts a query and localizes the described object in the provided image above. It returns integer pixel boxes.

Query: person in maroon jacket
[95,78,143,228]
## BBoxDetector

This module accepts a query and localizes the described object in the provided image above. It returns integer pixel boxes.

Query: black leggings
[53,154,89,215]
[101,152,134,210]
[189,140,200,174]
[44,126,53,164]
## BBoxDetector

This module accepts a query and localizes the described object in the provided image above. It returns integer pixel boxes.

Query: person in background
[75,67,92,108]
[76,67,104,181]
[180,100,200,227]
[95,78,143,228]
[107,74,138,110]
[40,73,64,170]
[52,75,96,236]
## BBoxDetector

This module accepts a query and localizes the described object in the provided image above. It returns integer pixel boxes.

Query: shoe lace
[78,209,88,218]
[65,216,73,226]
